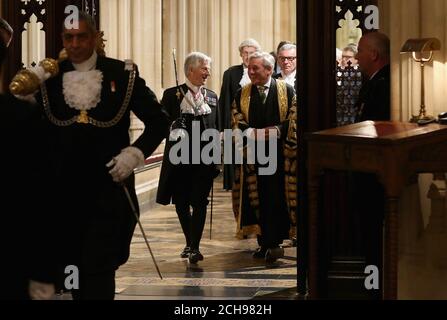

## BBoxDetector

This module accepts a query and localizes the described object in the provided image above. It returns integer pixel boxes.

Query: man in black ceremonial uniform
[24,12,169,300]
[157,52,219,264]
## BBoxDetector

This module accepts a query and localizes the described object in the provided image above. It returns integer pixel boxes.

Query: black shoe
[180,246,191,258]
[252,247,267,259]
[189,250,204,264]
[265,247,284,263]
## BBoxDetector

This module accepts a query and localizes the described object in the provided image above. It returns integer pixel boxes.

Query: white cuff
[246,128,256,140]
[29,65,51,82]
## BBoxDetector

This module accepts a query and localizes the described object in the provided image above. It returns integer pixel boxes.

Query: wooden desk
[306,121,447,299]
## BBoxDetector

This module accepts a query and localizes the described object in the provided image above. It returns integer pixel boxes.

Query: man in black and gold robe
[231,51,297,263]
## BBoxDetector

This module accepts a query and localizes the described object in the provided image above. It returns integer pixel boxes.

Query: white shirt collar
[185,78,203,95]
[259,77,272,89]
[281,69,296,85]
[72,51,98,72]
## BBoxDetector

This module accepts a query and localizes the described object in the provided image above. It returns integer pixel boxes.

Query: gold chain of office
[41,68,136,128]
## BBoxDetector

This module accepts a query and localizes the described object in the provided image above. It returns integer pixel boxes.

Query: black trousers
[71,270,116,300]
[175,204,207,250]
[173,166,213,251]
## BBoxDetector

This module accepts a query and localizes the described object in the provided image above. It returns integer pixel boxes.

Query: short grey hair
[184,52,212,76]
[278,43,296,54]
[248,51,275,69]
[63,11,97,34]
[342,43,358,55]
[238,38,261,53]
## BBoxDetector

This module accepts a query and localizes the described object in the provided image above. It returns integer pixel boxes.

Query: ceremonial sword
[209,184,214,240]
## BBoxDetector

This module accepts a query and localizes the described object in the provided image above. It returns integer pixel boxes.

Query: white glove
[29,280,55,300]
[30,65,52,82]
[12,65,52,98]
[106,146,145,182]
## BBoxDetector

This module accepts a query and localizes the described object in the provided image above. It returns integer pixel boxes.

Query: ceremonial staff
[122,184,163,280]
[172,48,181,100]
[209,184,214,240]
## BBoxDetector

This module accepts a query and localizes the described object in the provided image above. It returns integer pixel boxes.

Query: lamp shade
[400,38,441,53]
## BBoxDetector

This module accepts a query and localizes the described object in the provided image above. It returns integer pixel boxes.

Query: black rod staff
[209,184,214,240]
[172,48,181,100]
[123,184,163,280]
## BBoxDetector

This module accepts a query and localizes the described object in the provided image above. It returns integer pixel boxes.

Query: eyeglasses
[278,56,296,62]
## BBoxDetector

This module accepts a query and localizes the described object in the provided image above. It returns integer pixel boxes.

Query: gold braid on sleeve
[284,94,298,239]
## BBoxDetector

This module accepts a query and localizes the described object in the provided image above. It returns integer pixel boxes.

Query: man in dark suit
[219,39,260,190]
[273,43,297,90]
[0,18,56,300]
[28,12,168,300]
[355,32,390,122]
[231,51,297,263]
[353,32,390,299]
[157,52,219,264]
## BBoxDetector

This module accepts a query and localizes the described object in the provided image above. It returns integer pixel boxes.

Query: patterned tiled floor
[115,177,298,300]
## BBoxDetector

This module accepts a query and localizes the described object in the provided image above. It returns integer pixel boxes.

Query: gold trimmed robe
[231,79,297,241]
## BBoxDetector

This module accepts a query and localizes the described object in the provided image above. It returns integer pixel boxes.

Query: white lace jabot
[239,66,251,87]
[180,81,212,116]
[63,51,103,111]
[63,70,103,111]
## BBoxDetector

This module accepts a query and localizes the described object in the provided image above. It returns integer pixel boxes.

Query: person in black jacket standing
[353,32,391,299]
[355,32,390,122]
[273,43,297,89]
[157,52,219,264]
[16,12,169,300]
[0,18,55,300]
